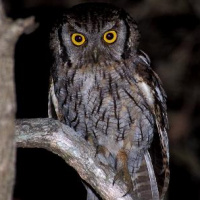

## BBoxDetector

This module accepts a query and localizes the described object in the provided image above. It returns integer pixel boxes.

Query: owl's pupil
[75,35,83,42]
[106,33,114,40]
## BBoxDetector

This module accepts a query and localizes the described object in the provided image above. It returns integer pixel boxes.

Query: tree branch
[15,118,133,200]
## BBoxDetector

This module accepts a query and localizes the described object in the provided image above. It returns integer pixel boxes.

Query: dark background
[3,0,200,199]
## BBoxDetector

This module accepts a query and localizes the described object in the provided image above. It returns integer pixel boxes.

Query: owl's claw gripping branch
[113,150,133,197]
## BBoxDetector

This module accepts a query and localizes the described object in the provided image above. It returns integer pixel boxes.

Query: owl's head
[50,3,140,66]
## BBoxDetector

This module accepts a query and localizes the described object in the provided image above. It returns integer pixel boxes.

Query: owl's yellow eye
[103,30,117,44]
[71,33,86,46]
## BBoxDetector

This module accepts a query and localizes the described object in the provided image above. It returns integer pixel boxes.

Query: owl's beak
[92,48,99,63]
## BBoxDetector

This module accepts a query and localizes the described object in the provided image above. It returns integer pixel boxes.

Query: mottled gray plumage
[48,3,169,200]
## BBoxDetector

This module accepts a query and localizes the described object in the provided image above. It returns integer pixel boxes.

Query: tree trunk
[0,1,35,199]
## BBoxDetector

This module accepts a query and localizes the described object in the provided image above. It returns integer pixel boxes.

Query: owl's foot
[113,150,133,196]
[95,145,109,157]
[95,145,110,166]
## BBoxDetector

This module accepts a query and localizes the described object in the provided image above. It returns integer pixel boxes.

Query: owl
[48,3,169,200]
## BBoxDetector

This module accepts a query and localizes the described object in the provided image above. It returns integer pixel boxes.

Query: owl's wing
[48,77,60,120]
[133,50,169,199]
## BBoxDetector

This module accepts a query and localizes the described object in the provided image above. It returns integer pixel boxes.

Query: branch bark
[0,1,35,200]
[15,118,133,200]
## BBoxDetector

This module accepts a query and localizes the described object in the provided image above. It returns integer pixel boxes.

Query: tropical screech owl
[48,3,169,200]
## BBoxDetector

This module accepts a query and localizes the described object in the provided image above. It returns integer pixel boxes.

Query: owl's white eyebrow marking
[67,17,121,35]
[68,21,85,32]
[102,21,120,32]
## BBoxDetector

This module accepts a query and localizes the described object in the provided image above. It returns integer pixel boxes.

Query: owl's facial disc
[69,29,118,63]
[51,3,140,67]
[64,20,127,65]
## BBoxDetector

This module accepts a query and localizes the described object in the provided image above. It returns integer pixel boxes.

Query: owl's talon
[95,145,111,166]
[95,145,108,156]
[113,167,133,194]
[113,169,122,185]
[113,150,133,195]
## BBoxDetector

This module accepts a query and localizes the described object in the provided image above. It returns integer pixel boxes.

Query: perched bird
[48,3,169,200]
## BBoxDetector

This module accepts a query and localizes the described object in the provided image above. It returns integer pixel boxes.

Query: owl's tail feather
[132,151,160,200]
